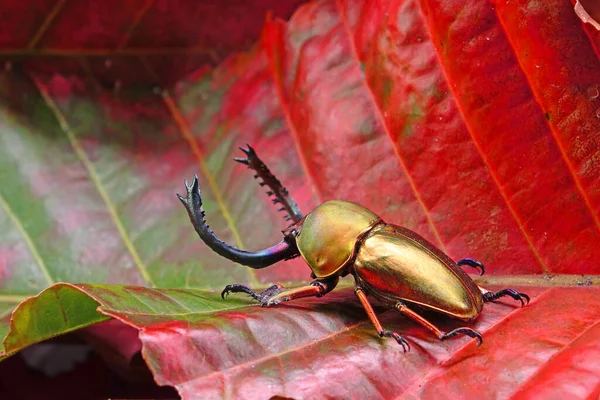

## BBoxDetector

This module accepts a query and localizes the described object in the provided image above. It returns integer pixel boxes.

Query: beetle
[178,145,529,351]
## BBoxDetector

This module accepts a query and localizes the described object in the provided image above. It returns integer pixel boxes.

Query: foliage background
[0,0,599,398]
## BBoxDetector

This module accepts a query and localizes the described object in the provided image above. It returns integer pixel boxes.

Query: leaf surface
[3,283,599,399]
[0,0,308,85]
[1,0,600,398]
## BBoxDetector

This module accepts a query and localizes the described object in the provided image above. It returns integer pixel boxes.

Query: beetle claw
[233,156,249,165]
[483,288,530,307]
[457,258,485,276]
[221,284,260,301]
[239,144,254,156]
[441,327,483,346]
[379,330,410,352]
[178,175,202,217]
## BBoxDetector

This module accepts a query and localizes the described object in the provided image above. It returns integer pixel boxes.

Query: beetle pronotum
[178,145,529,351]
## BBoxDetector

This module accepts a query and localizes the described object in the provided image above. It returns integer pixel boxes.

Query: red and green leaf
[1,0,599,398]
[3,283,600,398]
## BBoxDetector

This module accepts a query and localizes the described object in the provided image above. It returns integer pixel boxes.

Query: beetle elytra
[178,145,529,351]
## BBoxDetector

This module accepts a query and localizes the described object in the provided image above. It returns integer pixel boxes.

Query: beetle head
[295,200,381,278]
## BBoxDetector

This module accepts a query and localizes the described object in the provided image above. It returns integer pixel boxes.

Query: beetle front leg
[480,286,530,307]
[221,283,283,303]
[222,277,338,307]
[354,287,410,352]
[395,302,483,346]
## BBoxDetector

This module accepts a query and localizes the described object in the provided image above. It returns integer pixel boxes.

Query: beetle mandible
[178,145,529,351]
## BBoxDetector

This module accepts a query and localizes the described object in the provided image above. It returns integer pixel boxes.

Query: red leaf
[0,0,309,85]
[4,283,598,398]
[173,0,600,275]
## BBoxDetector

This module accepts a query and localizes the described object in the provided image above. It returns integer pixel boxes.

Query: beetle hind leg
[354,287,410,352]
[395,302,483,346]
[481,287,530,307]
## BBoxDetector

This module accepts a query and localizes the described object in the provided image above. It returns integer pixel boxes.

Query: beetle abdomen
[353,225,483,320]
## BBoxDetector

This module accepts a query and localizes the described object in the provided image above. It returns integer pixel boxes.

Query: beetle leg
[234,145,304,223]
[479,287,530,307]
[354,287,410,352]
[221,283,283,303]
[394,301,483,346]
[178,175,299,268]
[222,277,338,307]
[456,258,485,275]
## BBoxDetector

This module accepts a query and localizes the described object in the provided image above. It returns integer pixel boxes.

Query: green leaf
[2,283,254,358]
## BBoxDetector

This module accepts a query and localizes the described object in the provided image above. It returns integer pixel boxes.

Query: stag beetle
[178,146,529,351]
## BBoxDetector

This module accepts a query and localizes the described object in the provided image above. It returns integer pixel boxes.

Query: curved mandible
[235,145,304,223]
[177,175,299,268]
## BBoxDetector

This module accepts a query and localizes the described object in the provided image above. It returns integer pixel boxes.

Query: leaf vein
[493,3,600,235]
[100,303,255,318]
[159,89,259,287]
[0,193,53,286]
[508,318,600,399]
[27,0,66,49]
[117,0,155,49]
[264,20,324,205]
[334,0,447,252]
[172,319,369,388]
[412,0,548,273]
[31,75,154,286]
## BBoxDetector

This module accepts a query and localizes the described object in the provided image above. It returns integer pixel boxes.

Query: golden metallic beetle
[178,146,529,351]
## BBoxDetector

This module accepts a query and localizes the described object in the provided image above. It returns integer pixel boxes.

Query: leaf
[1,0,600,398]
[256,0,600,275]
[0,0,309,85]
[1,283,247,358]
[3,283,600,398]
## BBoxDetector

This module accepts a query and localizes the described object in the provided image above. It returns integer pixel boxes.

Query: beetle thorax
[295,200,381,278]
